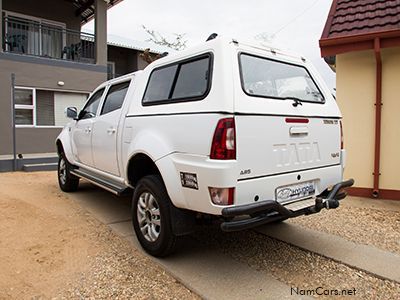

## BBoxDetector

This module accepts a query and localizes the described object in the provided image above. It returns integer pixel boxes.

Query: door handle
[107,127,116,134]
[84,127,92,134]
[290,126,308,136]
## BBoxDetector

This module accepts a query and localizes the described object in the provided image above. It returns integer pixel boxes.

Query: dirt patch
[0,172,198,299]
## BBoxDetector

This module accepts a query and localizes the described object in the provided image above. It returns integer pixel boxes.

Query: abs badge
[240,169,251,176]
[180,172,199,190]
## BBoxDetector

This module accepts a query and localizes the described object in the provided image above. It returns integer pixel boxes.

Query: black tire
[132,175,178,257]
[58,154,79,192]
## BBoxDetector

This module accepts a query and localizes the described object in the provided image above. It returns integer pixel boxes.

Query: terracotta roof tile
[322,0,400,39]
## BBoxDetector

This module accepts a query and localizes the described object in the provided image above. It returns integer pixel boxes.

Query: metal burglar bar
[2,16,95,63]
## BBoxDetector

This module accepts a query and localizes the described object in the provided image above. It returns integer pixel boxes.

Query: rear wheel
[58,154,79,192]
[132,175,178,257]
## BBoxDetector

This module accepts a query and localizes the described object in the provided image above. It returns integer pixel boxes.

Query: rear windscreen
[239,53,325,103]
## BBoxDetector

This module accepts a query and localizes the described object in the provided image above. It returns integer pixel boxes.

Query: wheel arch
[126,153,162,188]
[56,139,64,155]
[55,128,75,164]
[129,157,196,240]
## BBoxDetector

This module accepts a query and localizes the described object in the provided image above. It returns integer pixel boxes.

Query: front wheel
[58,154,79,192]
[132,175,178,257]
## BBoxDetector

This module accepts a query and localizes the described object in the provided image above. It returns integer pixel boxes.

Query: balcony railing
[2,16,95,64]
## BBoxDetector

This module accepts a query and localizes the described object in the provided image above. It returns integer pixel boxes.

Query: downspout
[372,38,382,198]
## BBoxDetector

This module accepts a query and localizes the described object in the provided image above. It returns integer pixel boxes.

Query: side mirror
[65,107,78,119]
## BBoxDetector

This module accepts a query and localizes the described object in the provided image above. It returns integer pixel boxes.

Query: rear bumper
[220,178,354,232]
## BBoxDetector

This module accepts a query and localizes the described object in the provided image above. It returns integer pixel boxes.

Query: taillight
[210,117,236,159]
[340,120,344,149]
[209,187,235,205]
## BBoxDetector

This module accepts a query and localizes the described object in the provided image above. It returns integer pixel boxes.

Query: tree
[142,25,187,51]
[139,48,162,64]
[254,32,276,45]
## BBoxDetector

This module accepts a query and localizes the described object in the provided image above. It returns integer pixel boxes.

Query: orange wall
[380,47,400,190]
[336,47,400,191]
[336,50,375,188]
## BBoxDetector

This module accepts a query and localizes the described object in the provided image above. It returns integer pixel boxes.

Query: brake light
[285,118,309,123]
[210,117,236,159]
[340,120,344,149]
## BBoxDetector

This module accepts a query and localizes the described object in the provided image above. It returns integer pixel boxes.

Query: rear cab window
[239,53,325,103]
[142,53,212,105]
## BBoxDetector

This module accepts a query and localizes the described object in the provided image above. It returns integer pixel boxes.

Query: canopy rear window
[239,53,325,103]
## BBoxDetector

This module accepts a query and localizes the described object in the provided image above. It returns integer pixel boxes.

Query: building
[320,0,400,200]
[0,0,165,169]
[103,33,170,79]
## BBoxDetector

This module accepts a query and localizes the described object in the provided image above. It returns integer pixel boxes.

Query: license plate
[275,181,316,203]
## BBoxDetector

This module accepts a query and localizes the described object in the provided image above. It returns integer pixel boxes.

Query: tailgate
[235,115,341,180]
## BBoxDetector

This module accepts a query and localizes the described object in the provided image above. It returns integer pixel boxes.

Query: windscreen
[239,53,324,103]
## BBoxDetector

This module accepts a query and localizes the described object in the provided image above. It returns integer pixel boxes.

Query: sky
[84,0,336,90]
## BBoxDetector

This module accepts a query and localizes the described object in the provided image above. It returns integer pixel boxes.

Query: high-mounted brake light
[210,117,236,160]
[340,120,344,149]
[285,118,309,123]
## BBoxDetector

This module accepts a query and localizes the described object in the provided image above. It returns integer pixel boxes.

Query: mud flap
[169,205,196,236]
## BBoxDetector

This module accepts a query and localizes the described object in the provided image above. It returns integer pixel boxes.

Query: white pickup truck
[56,36,354,257]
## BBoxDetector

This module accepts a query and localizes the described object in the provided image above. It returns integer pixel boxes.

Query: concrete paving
[0,152,57,160]
[73,182,131,224]
[108,221,133,237]
[127,235,304,300]
[255,223,400,283]
[69,182,307,300]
